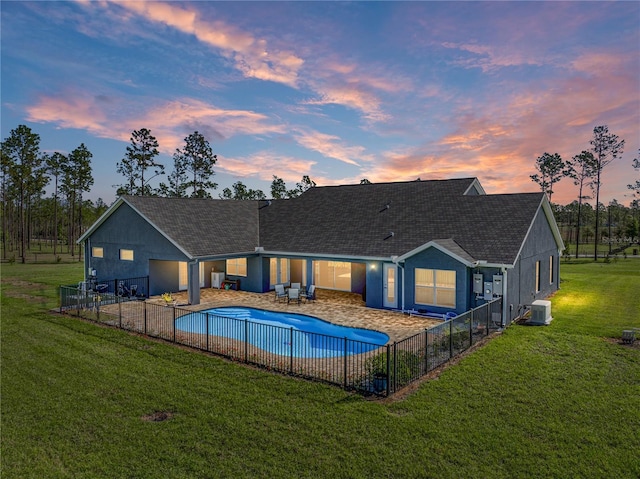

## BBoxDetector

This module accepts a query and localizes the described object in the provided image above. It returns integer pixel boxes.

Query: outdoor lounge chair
[302,284,316,303]
[288,288,300,305]
[274,284,287,302]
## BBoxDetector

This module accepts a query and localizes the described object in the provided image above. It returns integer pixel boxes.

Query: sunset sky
[2,1,639,206]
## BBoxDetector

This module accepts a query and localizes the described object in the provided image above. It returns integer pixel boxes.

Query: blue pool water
[175,307,389,358]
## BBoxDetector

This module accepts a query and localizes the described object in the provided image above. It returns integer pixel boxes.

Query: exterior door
[383,263,397,309]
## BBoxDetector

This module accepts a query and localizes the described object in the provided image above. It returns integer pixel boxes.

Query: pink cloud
[113,1,303,88]
[220,152,315,184]
[293,130,373,166]
[303,87,387,122]
[25,92,285,154]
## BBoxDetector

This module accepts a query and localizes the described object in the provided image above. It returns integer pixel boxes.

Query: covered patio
[149,287,441,342]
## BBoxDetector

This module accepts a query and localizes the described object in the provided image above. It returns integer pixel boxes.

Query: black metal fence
[59,283,503,397]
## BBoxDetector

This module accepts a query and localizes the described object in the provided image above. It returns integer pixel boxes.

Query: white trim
[513,195,565,264]
[463,178,486,196]
[395,240,476,267]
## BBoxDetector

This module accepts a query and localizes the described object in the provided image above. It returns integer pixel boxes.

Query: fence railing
[58,285,503,397]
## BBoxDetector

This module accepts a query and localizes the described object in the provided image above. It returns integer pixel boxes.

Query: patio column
[188,260,200,305]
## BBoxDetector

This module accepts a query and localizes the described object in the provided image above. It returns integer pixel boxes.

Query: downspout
[400,262,405,312]
[86,237,91,280]
[391,256,405,312]
[501,266,508,328]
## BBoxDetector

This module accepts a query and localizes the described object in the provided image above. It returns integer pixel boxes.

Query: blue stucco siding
[84,203,189,284]
[403,247,469,314]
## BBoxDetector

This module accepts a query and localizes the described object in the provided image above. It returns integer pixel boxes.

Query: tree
[566,151,597,258]
[590,125,625,260]
[529,152,568,203]
[270,175,287,199]
[158,161,188,198]
[116,128,163,196]
[360,178,372,184]
[62,144,94,258]
[0,125,47,263]
[172,131,217,198]
[220,181,265,200]
[287,175,316,198]
[628,148,640,199]
[46,152,67,256]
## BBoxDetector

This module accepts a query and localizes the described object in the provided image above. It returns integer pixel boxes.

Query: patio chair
[274,284,287,302]
[302,284,316,303]
[291,282,301,291]
[288,288,300,305]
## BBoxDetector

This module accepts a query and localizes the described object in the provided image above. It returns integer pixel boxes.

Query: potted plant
[365,352,389,393]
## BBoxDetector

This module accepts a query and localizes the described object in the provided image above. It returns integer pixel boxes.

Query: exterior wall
[84,203,188,293]
[149,260,180,295]
[227,255,262,292]
[403,248,469,314]
[513,207,560,316]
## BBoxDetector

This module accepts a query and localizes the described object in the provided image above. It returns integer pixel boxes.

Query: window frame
[119,249,134,261]
[226,258,247,277]
[414,268,456,308]
[92,246,104,258]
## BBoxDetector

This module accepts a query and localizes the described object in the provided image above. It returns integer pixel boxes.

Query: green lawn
[2,261,639,478]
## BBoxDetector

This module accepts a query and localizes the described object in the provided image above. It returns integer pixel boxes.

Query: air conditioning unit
[529,300,553,325]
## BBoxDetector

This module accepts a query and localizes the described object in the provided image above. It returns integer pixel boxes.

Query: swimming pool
[175,307,389,358]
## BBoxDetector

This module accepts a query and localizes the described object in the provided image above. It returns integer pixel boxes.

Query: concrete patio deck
[149,287,441,342]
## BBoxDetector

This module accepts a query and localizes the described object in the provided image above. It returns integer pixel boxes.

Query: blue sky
[2,1,639,205]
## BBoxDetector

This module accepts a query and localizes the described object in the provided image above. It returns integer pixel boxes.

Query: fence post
[118,295,122,328]
[449,319,453,359]
[424,329,429,373]
[485,302,489,335]
[144,302,147,335]
[386,344,391,397]
[343,337,348,389]
[206,313,210,351]
[172,306,176,343]
[469,309,473,346]
[244,318,248,362]
[290,327,294,374]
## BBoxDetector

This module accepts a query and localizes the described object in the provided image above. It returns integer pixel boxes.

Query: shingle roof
[258,179,546,264]
[90,178,551,266]
[122,195,259,257]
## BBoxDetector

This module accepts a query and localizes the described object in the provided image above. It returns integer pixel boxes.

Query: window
[415,268,456,307]
[92,247,104,258]
[226,258,247,276]
[119,249,134,261]
[269,258,289,286]
[549,256,554,284]
[313,261,351,291]
[535,260,541,292]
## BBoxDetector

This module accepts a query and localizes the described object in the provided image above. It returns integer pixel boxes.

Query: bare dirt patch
[141,411,174,422]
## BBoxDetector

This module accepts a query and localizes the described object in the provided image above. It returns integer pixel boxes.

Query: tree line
[529,125,639,259]
[3,123,638,264]
[0,125,319,262]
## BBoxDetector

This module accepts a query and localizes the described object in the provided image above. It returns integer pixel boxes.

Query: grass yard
[1,260,639,478]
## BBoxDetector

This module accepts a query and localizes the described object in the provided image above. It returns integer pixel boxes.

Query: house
[78,178,564,323]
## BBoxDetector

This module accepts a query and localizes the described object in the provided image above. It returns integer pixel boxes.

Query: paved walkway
[148,288,441,342]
